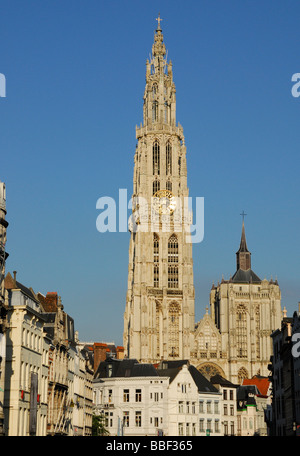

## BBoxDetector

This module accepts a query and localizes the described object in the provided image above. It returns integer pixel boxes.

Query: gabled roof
[210,374,239,388]
[188,365,219,393]
[156,367,181,384]
[156,360,219,393]
[4,272,39,303]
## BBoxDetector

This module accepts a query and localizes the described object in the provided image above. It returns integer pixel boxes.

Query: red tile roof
[242,376,270,396]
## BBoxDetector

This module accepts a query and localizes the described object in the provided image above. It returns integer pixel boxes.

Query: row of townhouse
[93,357,271,437]
[0,272,94,436]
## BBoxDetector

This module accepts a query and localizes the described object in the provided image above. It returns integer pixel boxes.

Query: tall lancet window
[255,306,260,359]
[166,180,172,191]
[153,234,159,287]
[153,140,160,175]
[178,156,181,176]
[152,83,158,99]
[152,84,158,122]
[166,141,172,175]
[153,179,160,195]
[164,101,168,123]
[169,302,180,357]
[152,101,158,123]
[236,305,247,358]
[168,234,178,288]
[156,301,162,359]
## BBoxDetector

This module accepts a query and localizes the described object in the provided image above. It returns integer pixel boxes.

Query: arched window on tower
[237,367,249,384]
[169,302,180,357]
[153,179,160,195]
[236,305,247,358]
[166,180,172,191]
[152,83,158,99]
[153,234,159,288]
[168,234,178,288]
[178,156,181,176]
[152,101,158,123]
[166,141,172,175]
[153,140,160,175]
[152,84,158,123]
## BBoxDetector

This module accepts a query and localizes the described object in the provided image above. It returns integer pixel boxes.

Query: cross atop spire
[156,13,163,30]
[240,210,247,222]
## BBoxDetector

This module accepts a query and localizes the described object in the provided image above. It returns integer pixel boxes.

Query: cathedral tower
[123,17,195,363]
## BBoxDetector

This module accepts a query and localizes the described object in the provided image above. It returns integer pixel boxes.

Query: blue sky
[1,0,299,345]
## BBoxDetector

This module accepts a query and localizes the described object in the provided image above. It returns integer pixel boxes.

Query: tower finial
[156,13,163,30]
[240,210,247,222]
[152,15,166,59]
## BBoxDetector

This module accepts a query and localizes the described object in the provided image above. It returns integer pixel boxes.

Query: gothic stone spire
[236,220,251,271]
[143,16,176,128]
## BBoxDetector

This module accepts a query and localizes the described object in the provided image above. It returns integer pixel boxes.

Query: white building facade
[93,361,169,436]
[210,375,238,436]
[93,358,223,437]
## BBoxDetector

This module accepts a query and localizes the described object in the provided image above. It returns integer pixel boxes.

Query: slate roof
[157,361,219,393]
[237,385,259,408]
[159,360,190,369]
[94,358,159,380]
[15,280,39,302]
[210,374,239,388]
[156,367,181,384]
[188,365,219,393]
[231,268,261,284]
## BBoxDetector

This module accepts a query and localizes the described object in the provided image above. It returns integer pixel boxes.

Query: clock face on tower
[152,189,177,215]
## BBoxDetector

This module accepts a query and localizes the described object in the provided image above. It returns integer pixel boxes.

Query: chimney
[93,343,109,373]
[13,271,17,282]
[116,346,125,360]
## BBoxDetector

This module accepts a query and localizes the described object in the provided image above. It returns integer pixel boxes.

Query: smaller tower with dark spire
[236,220,251,271]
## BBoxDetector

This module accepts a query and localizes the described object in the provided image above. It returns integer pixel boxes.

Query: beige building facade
[3,272,50,436]
[2,281,94,436]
